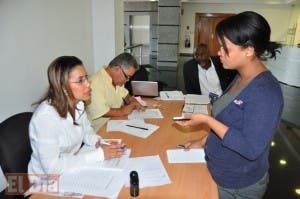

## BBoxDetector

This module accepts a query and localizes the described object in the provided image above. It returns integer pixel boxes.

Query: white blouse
[28,100,104,175]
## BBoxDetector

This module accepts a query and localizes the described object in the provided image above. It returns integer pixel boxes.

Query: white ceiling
[125,0,300,5]
[181,0,300,4]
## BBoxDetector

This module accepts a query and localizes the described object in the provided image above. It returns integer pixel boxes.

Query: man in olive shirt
[86,53,143,130]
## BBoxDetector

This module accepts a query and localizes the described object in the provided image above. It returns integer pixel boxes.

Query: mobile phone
[172,116,190,121]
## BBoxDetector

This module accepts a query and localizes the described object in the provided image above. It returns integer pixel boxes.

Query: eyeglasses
[70,75,89,85]
[121,68,131,81]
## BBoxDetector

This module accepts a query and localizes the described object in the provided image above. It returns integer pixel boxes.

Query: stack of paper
[184,94,210,104]
[26,149,131,198]
[59,168,125,198]
[78,146,131,171]
[107,119,159,138]
[182,104,208,114]
[160,91,184,101]
[124,155,171,188]
[128,109,163,119]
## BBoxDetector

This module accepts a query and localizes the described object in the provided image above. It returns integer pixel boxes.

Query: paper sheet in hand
[124,155,171,188]
[59,168,125,198]
[167,149,206,163]
[128,109,163,119]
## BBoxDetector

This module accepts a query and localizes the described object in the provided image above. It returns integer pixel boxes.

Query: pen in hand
[122,97,129,105]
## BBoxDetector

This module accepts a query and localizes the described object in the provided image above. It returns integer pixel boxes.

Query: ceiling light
[295,188,300,195]
[271,141,275,147]
[279,159,287,166]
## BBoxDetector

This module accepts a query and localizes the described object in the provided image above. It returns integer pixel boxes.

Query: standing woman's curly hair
[216,11,281,59]
[35,56,83,123]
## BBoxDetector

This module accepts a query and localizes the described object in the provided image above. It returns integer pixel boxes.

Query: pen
[177,144,186,149]
[100,139,126,150]
[165,93,169,98]
[125,124,149,130]
[122,97,129,105]
[100,139,111,146]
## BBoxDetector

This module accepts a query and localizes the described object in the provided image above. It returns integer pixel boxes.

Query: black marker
[130,171,139,197]
[126,124,148,130]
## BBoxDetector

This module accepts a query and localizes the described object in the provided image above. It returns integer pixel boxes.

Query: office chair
[0,112,33,199]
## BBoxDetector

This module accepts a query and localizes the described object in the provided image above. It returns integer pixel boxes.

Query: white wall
[0,0,95,121]
[92,0,124,72]
[294,5,300,45]
[179,3,296,53]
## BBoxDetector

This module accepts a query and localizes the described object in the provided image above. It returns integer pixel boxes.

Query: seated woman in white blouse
[28,56,125,175]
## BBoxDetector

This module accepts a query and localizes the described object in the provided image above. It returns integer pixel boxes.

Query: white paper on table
[167,149,206,163]
[107,120,127,132]
[160,91,184,101]
[128,109,163,119]
[124,155,171,188]
[184,94,210,104]
[106,120,159,138]
[0,166,7,192]
[121,120,159,138]
[59,168,125,198]
[78,145,131,171]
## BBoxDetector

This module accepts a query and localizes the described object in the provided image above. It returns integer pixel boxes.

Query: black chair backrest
[0,112,33,198]
[0,112,33,174]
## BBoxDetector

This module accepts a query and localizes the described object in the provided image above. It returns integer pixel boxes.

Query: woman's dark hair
[216,11,281,59]
[35,56,83,124]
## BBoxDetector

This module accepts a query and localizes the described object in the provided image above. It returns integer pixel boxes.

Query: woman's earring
[63,88,68,96]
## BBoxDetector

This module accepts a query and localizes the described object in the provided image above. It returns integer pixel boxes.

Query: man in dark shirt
[183,43,236,95]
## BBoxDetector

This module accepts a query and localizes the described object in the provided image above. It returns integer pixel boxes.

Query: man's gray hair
[108,52,139,70]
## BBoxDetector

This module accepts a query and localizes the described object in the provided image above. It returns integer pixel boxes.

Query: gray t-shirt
[212,76,250,117]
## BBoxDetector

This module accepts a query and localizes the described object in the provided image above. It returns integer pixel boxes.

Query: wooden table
[32,99,218,199]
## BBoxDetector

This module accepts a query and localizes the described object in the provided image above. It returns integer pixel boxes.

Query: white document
[59,168,125,198]
[0,166,7,192]
[122,120,159,138]
[128,109,163,119]
[107,120,159,139]
[78,145,131,171]
[184,94,210,104]
[167,149,206,163]
[107,120,127,132]
[124,155,171,188]
[160,91,184,101]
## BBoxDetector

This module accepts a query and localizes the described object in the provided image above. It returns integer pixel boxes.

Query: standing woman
[177,11,283,199]
[28,56,125,176]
